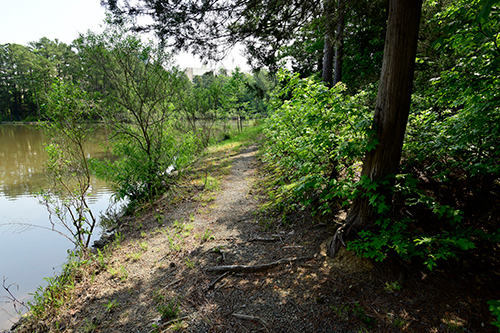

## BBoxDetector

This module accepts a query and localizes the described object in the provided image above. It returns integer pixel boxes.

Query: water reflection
[0,124,118,330]
[0,124,113,199]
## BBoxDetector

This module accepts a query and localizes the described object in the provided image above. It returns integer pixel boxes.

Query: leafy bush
[488,300,500,331]
[93,128,199,201]
[347,174,479,270]
[262,71,373,215]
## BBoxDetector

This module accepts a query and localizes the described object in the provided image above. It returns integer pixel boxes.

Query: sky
[0,0,248,70]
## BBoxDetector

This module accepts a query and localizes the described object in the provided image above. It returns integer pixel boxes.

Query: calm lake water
[0,124,119,330]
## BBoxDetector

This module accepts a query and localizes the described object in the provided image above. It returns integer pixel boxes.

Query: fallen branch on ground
[248,236,279,242]
[206,256,314,273]
[232,313,268,330]
[205,271,231,292]
[163,277,183,290]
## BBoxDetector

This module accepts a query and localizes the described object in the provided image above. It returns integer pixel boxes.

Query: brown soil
[11,140,500,332]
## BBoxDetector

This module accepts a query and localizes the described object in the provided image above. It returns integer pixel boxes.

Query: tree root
[206,256,314,273]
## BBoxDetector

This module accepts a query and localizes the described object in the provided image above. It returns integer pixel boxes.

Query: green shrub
[488,300,500,331]
[262,70,373,215]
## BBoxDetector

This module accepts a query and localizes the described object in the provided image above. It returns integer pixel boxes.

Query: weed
[119,265,128,282]
[127,252,142,262]
[154,294,180,321]
[171,320,187,330]
[105,299,118,312]
[94,249,108,270]
[151,322,160,332]
[139,241,148,252]
[156,213,164,225]
[26,254,87,321]
[489,300,500,330]
[109,265,128,281]
[112,232,124,248]
[108,266,119,278]
[173,218,183,229]
[183,223,194,236]
[392,316,406,328]
[330,303,350,320]
[82,317,98,332]
[167,234,183,252]
[212,246,224,253]
[185,258,195,268]
[200,229,214,242]
[259,218,274,231]
[158,227,169,236]
[387,311,407,328]
[384,281,402,292]
[141,231,147,237]
[353,302,376,329]
[204,175,220,192]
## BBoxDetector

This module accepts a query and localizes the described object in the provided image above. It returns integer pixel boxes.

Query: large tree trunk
[333,0,345,85]
[327,0,423,257]
[322,0,335,86]
[323,33,334,86]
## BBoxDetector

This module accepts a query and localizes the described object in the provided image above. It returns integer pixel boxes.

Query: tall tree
[333,0,345,85]
[327,0,423,256]
[75,25,197,200]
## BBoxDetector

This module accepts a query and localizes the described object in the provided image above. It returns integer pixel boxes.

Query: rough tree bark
[322,0,335,86]
[323,35,334,86]
[333,0,345,85]
[327,0,423,257]
[323,0,346,86]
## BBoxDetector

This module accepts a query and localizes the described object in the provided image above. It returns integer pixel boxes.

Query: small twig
[283,245,304,249]
[205,271,231,292]
[163,277,183,290]
[232,313,268,330]
[2,277,28,313]
[161,315,190,331]
[206,256,314,273]
[273,233,284,242]
[248,237,279,242]
[288,299,303,313]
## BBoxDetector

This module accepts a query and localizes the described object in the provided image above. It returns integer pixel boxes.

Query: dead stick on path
[248,237,279,242]
[163,277,183,290]
[206,256,314,273]
[205,271,231,292]
[232,313,269,331]
[161,315,190,331]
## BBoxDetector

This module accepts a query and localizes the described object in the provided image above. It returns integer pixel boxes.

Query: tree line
[0,35,272,123]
